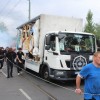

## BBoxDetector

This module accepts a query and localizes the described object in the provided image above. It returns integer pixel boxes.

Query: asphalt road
[0,62,84,100]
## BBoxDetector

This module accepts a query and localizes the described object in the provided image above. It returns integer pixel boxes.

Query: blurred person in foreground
[75,51,100,100]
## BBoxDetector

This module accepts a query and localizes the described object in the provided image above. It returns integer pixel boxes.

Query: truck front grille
[65,61,70,68]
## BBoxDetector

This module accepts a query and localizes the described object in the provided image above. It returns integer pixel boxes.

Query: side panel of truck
[25,59,40,72]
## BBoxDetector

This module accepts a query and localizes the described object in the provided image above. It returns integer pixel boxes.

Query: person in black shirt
[16,48,24,75]
[6,48,15,78]
[12,48,17,64]
[0,48,5,70]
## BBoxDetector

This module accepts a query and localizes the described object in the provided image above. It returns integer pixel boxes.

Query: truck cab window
[59,33,95,54]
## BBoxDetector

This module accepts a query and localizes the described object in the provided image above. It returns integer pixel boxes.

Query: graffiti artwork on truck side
[19,25,34,51]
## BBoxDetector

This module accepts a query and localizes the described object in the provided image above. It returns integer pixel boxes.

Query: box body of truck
[16,14,96,80]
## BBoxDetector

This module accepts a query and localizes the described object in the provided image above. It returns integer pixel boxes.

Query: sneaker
[18,73,20,75]
[11,75,13,77]
[7,76,9,78]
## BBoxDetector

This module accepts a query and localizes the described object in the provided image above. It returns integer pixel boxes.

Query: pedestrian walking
[75,51,100,100]
[0,48,5,71]
[6,48,15,78]
[16,48,25,75]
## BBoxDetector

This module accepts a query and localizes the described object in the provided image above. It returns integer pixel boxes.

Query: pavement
[0,64,49,100]
[0,62,83,100]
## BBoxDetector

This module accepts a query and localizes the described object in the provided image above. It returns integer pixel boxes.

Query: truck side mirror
[45,45,50,50]
[46,35,50,45]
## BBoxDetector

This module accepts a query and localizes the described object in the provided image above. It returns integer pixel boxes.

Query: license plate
[75,72,79,74]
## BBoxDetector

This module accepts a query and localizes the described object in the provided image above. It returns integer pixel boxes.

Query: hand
[19,60,22,63]
[75,88,82,95]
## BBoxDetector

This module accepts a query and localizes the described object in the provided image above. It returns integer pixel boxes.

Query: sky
[0,0,100,47]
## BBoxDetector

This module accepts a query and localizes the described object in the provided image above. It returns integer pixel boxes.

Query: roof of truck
[16,15,40,29]
[16,14,82,29]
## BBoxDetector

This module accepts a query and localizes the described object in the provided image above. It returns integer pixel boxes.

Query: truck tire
[42,67,50,80]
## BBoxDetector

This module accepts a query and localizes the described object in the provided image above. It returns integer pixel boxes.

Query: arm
[75,74,83,94]
[16,55,22,63]
[22,52,26,59]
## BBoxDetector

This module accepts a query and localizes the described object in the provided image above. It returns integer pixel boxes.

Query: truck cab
[43,31,96,80]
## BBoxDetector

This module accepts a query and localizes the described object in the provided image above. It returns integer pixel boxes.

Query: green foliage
[84,10,95,33]
[84,10,100,47]
[94,24,100,39]
[0,22,8,32]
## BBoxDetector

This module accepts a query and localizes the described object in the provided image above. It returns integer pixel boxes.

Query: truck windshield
[58,33,95,54]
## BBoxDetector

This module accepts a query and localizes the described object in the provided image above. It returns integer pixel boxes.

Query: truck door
[44,34,59,68]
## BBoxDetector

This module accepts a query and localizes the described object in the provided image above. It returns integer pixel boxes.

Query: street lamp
[27,0,31,20]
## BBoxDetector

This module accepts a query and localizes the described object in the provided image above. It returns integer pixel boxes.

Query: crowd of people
[0,47,25,78]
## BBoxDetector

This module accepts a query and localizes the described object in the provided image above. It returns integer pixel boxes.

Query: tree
[94,23,100,47]
[0,22,8,32]
[84,10,95,33]
[94,24,100,39]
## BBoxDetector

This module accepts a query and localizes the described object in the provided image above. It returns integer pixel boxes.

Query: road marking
[19,88,32,100]
[1,70,7,77]
[36,86,57,100]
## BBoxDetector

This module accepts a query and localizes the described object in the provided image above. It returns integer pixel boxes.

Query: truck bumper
[49,69,79,81]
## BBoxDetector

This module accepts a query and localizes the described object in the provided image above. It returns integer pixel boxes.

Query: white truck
[16,14,96,80]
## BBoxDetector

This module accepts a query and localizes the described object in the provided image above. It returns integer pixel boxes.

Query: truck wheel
[42,67,49,80]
